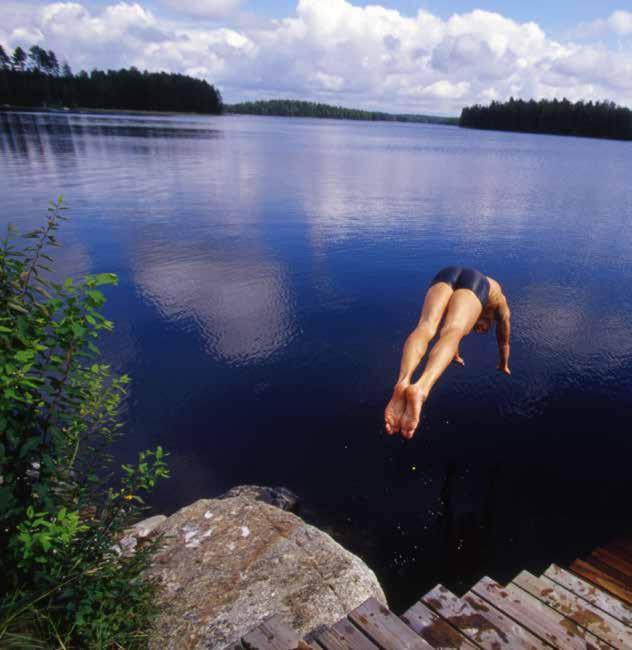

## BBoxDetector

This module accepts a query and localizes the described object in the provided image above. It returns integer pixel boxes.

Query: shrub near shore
[0,201,169,648]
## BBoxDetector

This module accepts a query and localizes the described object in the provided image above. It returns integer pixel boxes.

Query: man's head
[474,316,492,334]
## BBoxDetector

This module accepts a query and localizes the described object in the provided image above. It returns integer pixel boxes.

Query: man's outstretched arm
[496,304,511,375]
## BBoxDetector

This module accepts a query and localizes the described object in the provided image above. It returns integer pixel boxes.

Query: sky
[2,0,632,115]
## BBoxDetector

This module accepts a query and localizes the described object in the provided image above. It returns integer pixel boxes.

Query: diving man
[384,266,511,439]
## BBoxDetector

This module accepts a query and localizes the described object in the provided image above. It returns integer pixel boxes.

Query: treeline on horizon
[227,99,458,125]
[460,97,632,141]
[0,43,223,114]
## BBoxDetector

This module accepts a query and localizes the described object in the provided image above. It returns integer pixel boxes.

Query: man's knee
[417,320,438,340]
[439,323,466,339]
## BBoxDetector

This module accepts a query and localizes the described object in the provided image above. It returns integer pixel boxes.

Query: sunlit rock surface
[131,514,167,538]
[147,496,386,649]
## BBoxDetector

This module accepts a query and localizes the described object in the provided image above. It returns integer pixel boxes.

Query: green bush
[0,200,169,648]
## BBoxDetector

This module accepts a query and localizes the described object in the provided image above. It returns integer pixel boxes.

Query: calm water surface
[2,111,632,609]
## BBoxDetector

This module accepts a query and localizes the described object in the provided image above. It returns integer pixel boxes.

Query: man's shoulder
[486,276,504,300]
[486,277,510,319]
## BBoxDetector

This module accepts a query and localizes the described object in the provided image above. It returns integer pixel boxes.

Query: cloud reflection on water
[518,283,632,366]
[135,255,297,365]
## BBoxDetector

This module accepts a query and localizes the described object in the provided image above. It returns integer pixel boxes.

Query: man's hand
[497,362,511,376]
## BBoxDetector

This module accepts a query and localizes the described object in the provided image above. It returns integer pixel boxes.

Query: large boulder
[147,496,386,649]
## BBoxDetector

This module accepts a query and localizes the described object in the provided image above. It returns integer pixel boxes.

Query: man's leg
[400,289,482,439]
[384,282,453,434]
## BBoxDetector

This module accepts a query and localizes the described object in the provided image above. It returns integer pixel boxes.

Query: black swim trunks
[430,266,490,307]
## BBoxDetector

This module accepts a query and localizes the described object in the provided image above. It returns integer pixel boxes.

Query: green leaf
[87,289,105,303]
[8,302,27,314]
[93,273,118,286]
[71,323,87,338]
[33,285,52,299]
[15,349,35,363]
[19,436,42,458]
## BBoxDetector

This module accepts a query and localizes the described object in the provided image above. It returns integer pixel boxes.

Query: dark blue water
[2,111,632,610]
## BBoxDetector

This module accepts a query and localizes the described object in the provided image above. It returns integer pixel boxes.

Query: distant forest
[227,99,458,125]
[0,44,223,114]
[460,98,632,141]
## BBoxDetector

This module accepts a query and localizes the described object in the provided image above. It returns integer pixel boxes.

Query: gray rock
[147,496,386,649]
[112,514,168,557]
[118,534,138,556]
[220,485,300,512]
[130,514,167,538]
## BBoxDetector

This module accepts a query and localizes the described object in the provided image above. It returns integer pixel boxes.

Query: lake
[2,111,631,610]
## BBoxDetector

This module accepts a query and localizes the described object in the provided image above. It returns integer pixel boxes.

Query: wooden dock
[229,538,632,649]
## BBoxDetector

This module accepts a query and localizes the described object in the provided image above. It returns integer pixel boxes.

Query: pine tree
[12,46,26,71]
[28,45,50,72]
[0,44,10,70]
[47,50,60,76]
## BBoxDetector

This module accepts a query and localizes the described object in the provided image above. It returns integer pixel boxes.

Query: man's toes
[401,426,415,440]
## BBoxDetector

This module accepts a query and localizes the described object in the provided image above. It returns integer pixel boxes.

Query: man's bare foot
[400,385,426,439]
[384,382,409,435]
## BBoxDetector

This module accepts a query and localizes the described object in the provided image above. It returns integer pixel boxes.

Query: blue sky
[2,1,632,115]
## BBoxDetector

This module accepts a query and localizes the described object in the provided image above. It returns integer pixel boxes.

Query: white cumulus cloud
[608,10,632,35]
[579,10,632,37]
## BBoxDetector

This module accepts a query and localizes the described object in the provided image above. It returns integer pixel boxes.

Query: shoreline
[0,104,219,117]
[1,104,460,126]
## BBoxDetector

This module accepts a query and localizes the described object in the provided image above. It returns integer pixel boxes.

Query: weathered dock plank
[331,618,380,650]
[586,558,632,588]
[313,626,376,650]
[513,569,632,648]
[593,549,632,581]
[422,584,547,649]
[242,614,314,650]
[472,576,611,650]
[543,564,632,627]
[401,598,480,649]
[348,597,433,649]
[571,559,632,605]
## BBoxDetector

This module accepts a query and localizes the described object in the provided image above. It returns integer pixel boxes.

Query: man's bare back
[384,267,511,439]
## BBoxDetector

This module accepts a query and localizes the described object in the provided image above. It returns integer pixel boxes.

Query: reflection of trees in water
[1,112,38,158]
[0,112,223,162]
[309,458,505,613]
